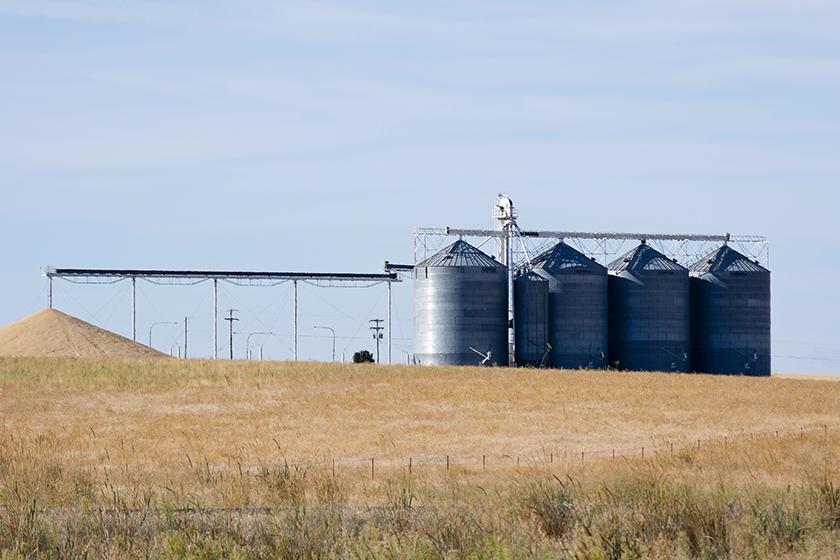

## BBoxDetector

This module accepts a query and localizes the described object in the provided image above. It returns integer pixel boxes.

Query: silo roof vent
[608,244,687,271]
[689,245,769,273]
[516,271,548,282]
[417,239,504,268]
[533,242,606,271]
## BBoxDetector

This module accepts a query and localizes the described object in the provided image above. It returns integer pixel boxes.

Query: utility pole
[225,309,239,360]
[369,319,384,364]
[184,317,188,359]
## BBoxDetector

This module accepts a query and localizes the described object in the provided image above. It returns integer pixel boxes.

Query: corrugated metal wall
[533,242,608,369]
[689,246,771,376]
[413,240,508,366]
[608,243,690,372]
[514,272,549,364]
[412,238,770,374]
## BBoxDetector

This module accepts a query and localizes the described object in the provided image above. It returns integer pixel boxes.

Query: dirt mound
[0,309,170,359]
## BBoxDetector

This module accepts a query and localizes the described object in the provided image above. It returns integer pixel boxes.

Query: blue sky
[1,1,838,372]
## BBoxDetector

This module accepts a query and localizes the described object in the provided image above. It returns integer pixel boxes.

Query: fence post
[641,447,644,459]
[483,454,485,469]
[409,457,412,474]
[371,458,374,479]
[446,455,449,471]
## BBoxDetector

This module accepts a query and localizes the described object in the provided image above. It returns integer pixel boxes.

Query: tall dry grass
[2,356,840,558]
[2,356,839,470]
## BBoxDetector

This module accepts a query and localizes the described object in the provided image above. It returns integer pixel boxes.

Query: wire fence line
[3,423,837,481]
[252,422,840,479]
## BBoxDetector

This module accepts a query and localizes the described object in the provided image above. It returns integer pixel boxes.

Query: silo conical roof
[689,245,769,273]
[608,243,686,272]
[516,271,548,282]
[417,239,503,268]
[534,242,605,271]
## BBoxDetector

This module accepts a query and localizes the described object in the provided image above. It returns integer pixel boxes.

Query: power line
[773,355,840,363]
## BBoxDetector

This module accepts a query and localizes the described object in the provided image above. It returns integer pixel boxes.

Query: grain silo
[689,245,771,376]
[608,242,690,372]
[414,239,508,366]
[514,271,549,365]
[532,242,608,369]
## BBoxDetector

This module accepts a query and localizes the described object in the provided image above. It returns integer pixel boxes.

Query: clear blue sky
[2,1,838,373]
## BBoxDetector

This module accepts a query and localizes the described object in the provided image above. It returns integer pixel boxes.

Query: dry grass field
[2,357,840,559]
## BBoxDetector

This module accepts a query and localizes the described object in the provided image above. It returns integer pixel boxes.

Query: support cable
[263,285,294,337]
[236,283,295,336]
[186,283,213,322]
[51,282,99,327]
[102,283,131,328]
[339,286,387,357]
[299,282,371,329]
[26,282,48,316]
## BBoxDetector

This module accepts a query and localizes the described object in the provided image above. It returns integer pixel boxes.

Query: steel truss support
[43,268,400,361]
[414,228,769,269]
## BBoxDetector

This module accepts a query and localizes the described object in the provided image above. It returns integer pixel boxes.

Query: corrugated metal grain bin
[533,242,608,369]
[413,240,508,366]
[514,271,549,365]
[689,246,771,376]
[608,242,690,372]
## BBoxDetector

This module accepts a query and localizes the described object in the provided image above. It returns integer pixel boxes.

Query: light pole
[246,332,274,360]
[314,326,336,362]
[149,321,178,349]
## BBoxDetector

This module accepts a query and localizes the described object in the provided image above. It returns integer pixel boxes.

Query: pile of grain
[0,309,169,359]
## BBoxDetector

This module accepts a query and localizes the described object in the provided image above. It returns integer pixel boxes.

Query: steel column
[131,277,136,341]
[213,279,218,360]
[387,282,392,365]
[507,226,515,366]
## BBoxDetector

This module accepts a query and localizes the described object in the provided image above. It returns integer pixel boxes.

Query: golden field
[2,357,840,559]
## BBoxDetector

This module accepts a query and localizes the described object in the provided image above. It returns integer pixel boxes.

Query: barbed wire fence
[3,422,838,519]
[249,422,840,480]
